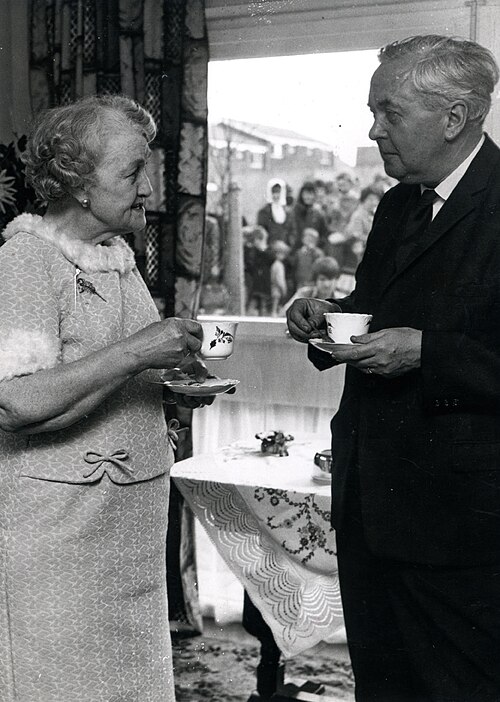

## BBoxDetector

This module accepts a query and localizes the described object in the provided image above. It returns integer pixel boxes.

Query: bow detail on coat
[83,449,133,479]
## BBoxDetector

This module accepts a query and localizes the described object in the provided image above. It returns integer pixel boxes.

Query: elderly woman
[0,95,206,701]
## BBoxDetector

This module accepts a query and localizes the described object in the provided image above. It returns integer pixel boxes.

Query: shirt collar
[425,134,485,202]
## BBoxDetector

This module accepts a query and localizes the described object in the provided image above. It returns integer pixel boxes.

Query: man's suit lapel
[382,135,500,293]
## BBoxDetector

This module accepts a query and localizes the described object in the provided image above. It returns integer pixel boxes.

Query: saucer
[161,378,239,397]
[309,339,356,354]
[312,472,332,485]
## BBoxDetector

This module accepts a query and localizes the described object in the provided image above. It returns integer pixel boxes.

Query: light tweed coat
[0,215,176,702]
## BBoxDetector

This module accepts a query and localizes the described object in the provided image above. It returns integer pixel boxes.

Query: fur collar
[2,213,136,274]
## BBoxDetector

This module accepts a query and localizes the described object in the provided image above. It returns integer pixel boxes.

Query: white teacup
[200,321,238,360]
[324,313,372,344]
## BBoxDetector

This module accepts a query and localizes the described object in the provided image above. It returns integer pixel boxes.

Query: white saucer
[309,339,355,354]
[161,378,239,397]
[312,472,332,484]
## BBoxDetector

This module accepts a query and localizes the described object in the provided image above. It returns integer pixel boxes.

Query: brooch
[74,267,106,306]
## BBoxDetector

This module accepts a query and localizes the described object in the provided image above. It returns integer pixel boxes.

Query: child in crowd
[291,227,324,289]
[270,240,290,317]
[243,225,274,315]
[281,256,340,314]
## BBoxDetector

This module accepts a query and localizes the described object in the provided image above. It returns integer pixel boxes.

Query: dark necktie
[395,188,438,267]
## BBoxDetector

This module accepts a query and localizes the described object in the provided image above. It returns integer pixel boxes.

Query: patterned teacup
[200,321,237,360]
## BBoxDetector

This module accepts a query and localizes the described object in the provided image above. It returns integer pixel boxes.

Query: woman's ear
[72,190,90,209]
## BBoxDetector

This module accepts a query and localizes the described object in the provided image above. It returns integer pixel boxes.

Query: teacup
[200,321,237,360]
[323,312,372,344]
[314,449,332,473]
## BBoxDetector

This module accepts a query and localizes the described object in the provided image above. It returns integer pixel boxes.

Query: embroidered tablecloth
[171,435,345,658]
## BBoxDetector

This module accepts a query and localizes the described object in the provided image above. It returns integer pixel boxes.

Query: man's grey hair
[379,35,499,124]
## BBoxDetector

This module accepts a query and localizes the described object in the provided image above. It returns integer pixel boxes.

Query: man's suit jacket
[310,135,500,567]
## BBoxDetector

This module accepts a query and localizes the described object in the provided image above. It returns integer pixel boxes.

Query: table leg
[243,591,283,699]
[243,592,334,701]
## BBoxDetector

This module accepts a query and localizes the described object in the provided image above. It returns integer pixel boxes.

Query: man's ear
[444,102,468,140]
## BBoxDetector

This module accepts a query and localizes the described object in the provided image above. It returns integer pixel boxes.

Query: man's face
[315,274,336,298]
[368,58,450,185]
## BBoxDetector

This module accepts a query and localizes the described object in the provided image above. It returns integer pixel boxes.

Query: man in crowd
[287,35,500,700]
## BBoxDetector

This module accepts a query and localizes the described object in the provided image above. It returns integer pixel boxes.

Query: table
[171,434,346,698]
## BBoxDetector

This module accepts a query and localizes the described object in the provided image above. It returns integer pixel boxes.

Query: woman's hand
[162,358,216,409]
[161,357,209,383]
[286,298,340,343]
[164,391,216,409]
[125,318,203,371]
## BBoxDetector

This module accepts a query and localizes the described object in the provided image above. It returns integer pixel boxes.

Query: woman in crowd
[344,185,381,262]
[292,181,329,250]
[256,177,296,247]
[0,94,208,702]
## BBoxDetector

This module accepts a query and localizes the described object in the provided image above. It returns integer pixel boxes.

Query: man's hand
[286,298,341,343]
[331,327,422,377]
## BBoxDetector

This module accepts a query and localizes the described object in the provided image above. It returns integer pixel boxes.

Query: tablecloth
[171,435,346,657]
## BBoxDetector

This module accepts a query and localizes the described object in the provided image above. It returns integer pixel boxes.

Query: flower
[0,136,43,237]
[0,169,17,214]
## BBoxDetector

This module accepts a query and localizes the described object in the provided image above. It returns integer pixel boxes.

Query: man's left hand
[331,327,422,377]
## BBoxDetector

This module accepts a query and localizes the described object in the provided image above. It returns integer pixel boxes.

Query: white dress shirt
[425,134,485,219]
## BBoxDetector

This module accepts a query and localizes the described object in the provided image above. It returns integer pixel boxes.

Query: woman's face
[86,125,152,241]
[301,189,315,206]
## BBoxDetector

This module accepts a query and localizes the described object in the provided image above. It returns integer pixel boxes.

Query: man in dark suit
[287,35,500,701]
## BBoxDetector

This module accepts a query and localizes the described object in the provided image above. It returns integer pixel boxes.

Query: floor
[172,617,355,701]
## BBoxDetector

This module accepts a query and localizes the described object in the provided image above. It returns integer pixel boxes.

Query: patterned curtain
[28,0,209,635]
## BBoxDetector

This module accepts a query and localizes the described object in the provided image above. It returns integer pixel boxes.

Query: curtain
[28,0,209,635]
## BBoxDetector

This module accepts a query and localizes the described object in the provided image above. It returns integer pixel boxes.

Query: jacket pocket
[451,441,500,472]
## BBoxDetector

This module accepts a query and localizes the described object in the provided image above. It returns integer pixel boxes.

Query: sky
[208,49,380,166]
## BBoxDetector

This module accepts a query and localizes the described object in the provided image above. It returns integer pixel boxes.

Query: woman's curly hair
[23,94,156,202]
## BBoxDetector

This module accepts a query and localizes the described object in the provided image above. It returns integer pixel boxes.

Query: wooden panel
[206,0,470,60]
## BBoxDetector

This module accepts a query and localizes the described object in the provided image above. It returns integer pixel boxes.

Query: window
[205,50,384,318]
[250,152,265,169]
[272,143,283,159]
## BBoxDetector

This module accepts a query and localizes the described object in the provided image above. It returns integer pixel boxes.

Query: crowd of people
[244,172,389,316]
